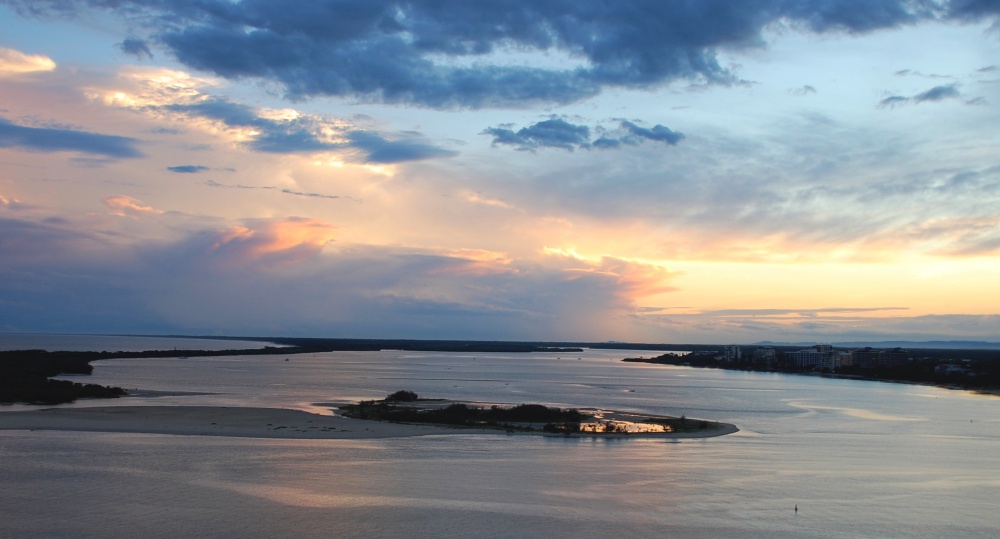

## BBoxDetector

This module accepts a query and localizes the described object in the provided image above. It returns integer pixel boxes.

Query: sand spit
[0,405,737,440]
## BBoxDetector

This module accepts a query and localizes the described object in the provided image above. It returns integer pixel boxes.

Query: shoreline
[0,404,738,440]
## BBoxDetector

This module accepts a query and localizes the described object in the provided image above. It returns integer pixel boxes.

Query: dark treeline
[0,350,127,404]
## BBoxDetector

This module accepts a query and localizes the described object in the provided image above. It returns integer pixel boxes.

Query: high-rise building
[785,344,835,370]
[851,347,910,369]
[723,345,742,365]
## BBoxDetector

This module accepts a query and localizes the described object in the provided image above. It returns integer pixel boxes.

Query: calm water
[2,336,999,538]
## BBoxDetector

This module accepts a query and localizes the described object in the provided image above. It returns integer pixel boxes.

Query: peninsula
[0,339,582,405]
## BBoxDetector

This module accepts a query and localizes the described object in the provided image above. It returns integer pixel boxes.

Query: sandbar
[0,405,737,440]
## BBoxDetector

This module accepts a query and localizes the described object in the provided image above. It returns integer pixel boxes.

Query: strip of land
[0,405,737,440]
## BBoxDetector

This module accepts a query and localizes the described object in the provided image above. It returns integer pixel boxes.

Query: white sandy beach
[0,405,738,440]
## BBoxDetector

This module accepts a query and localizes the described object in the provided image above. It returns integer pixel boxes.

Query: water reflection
[577,420,669,434]
[6,343,1000,538]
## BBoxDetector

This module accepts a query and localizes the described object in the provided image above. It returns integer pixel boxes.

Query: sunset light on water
[3,2,1000,537]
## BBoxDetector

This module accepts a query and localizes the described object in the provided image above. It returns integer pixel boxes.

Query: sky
[1,0,999,344]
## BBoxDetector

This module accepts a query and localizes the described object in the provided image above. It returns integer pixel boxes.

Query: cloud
[205,217,337,263]
[0,195,30,211]
[0,117,143,158]
[893,69,952,79]
[167,165,209,173]
[484,117,683,151]
[913,84,961,102]
[619,120,685,145]
[0,216,111,265]
[543,248,679,300]
[789,85,817,96]
[878,95,910,108]
[103,195,165,217]
[701,307,909,317]
[0,205,685,339]
[345,130,458,163]
[948,0,1000,19]
[121,87,456,162]
[463,192,514,209]
[879,84,962,107]
[943,235,1000,256]
[0,47,56,75]
[632,307,1000,343]
[2,202,997,341]
[204,180,346,201]
[483,118,591,151]
[11,1,994,108]
[118,37,153,59]
[915,213,1000,257]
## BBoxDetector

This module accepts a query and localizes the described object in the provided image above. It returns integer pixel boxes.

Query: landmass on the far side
[4,335,1000,405]
[0,340,584,405]
[622,344,1000,393]
[0,350,127,404]
[341,390,734,437]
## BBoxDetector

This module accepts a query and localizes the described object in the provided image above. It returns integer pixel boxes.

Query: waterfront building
[852,347,911,370]
[752,347,777,369]
[837,351,853,367]
[723,345,742,365]
[785,344,835,370]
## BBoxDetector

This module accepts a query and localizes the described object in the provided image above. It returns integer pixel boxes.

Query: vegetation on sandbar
[341,391,587,432]
[341,391,721,435]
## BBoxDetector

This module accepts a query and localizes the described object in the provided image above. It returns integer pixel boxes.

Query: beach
[0,404,738,439]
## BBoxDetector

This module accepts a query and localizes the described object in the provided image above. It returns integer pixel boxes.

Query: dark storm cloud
[167,165,209,173]
[0,117,142,158]
[153,97,454,162]
[11,0,995,109]
[948,0,1000,18]
[118,37,153,59]
[484,118,683,151]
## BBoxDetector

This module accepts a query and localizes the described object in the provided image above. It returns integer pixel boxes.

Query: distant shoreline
[623,352,1000,395]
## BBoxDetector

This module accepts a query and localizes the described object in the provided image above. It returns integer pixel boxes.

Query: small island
[341,390,737,437]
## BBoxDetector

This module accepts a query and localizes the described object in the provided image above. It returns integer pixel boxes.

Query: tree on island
[342,393,586,429]
[385,390,419,402]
